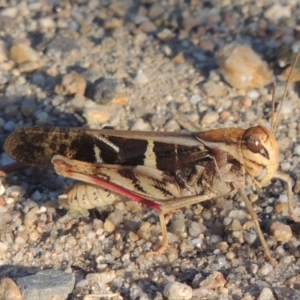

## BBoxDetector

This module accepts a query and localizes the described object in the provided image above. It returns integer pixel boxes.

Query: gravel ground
[1,0,300,299]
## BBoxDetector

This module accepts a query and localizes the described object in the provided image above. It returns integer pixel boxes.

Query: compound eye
[242,126,271,160]
[245,134,268,158]
[245,134,261,153]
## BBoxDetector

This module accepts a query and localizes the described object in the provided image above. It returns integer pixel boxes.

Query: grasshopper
[3,54,300,266]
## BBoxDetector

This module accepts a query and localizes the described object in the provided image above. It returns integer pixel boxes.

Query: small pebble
[35,111,49,122]
[240,97,252,108]
[0,182,5,197]
[216,242,229,253]
[246,89,260,100]
[258,263,273,277]
[107,210,123,227]
[257,287,274,300]
[219,44,272,89]
[46,35,80,59]
[227,219,242,231]
[86,78,118,105]
[0,40,8,63]
[5,186,24,199]
[129,283,150,300]
[169,213,186,236]
[10,44,39,64]
[130,118,151,131]
[24,207,40,229]
[104,219,115,232]
[219,110,230,120]
[38,17,56,29]
[243,232,257,246]
[294,145,300,156]
[21,99,37,117]
[135,69,149,85]
[128,231,139,242]
[0,7,18,18]
[163,281,193,300]
[269,221,293,242]
[188,221,202,237]
[104,17,123,30]
[190,94,202,104]
[31,190,42,202]
[157,28,175,41]
[250,264,259,274]
[55,71,86,96]
[83,107,112,124]
[202,111,219,124]
[264,4,291,21]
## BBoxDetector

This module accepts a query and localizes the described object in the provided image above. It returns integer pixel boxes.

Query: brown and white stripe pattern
[4,127,209,175]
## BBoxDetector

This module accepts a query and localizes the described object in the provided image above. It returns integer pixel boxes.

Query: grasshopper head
[241,125,279,187]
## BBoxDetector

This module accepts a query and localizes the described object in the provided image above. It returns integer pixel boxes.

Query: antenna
[272,52,300,134]
[270,81,276,130]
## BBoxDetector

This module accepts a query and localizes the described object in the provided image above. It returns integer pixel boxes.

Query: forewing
[5,127,209,173]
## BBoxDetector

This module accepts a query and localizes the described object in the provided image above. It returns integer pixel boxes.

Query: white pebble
[0,242,8,254]
[190,94,202,104]
[294,145,300,156]
[294,207,300,219]
[107,210,123,227]
[217,256,226,267]
[191,238,203,248]
[257,287,274,300]
[265,206,273,214]
[76,279,89,289]
[244,232,257,246]
[0,40,8,63]
[282,101,293,115]
[202,111,219,124]
[162,45,172,56]
[0,7,18,18]
[131,118,151,131]
[38,17,56,29]
[13,251,24,263]
[228,209,247,220]
[0,206,7,213]
[258,263,273,276]
[250,264,258,274]
[0,181,5,196]
[264,4,291,21]
[281,255,293,265]
[14,217,22,227]
[210,235,222,243]
[278,194,288,203]
[15,236,26,245]
[189,221,201,237]
[163,282,193,300]
[246,89,260,100]
[223,217,233,226]
[39,206,47,213]
[135,69,149,85]
[292,41,300,53]
[24,206,40,228]
[5,197,15,205]
[5,185,24,198]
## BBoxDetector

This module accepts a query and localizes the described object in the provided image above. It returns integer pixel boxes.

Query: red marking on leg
[88,175,160,210]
